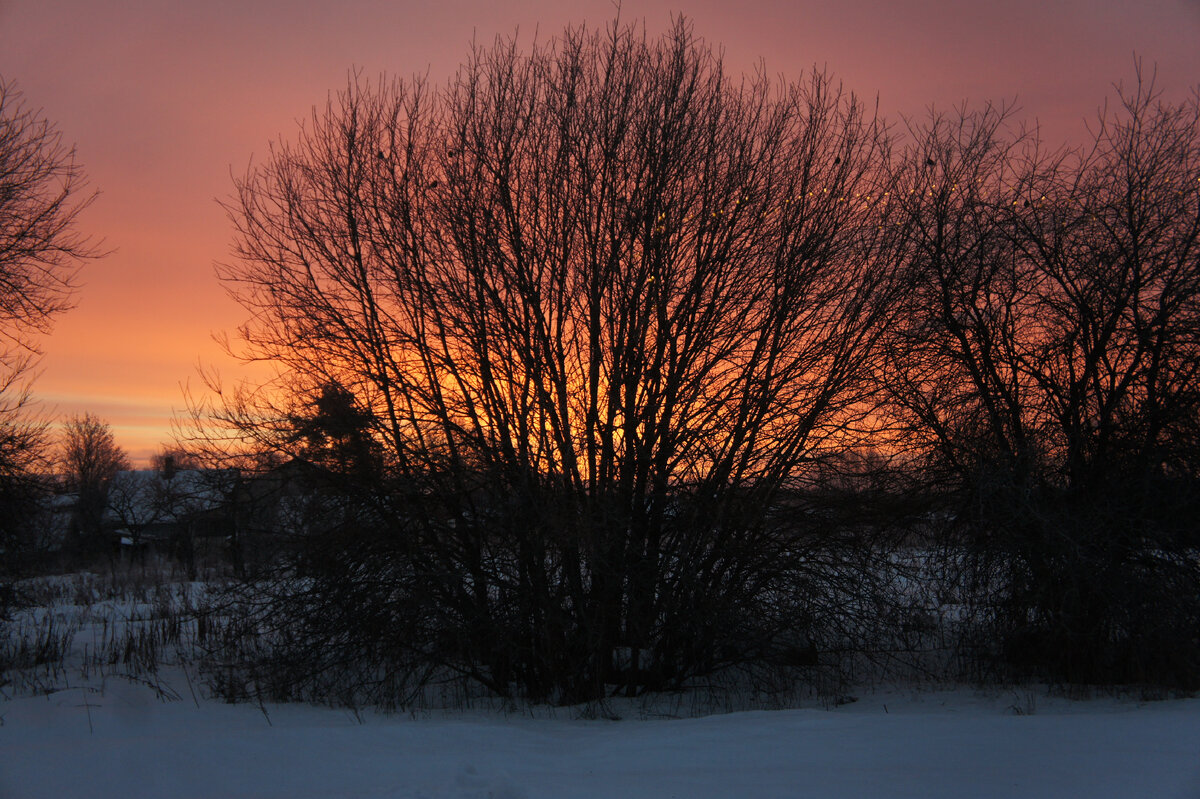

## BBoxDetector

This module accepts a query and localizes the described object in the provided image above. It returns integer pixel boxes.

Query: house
[105,469,237,574]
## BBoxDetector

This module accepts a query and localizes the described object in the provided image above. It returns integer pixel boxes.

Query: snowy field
[3,679,1200,798]
[4,574,1199,797]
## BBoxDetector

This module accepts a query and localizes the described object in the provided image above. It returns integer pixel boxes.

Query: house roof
[104,469,236,530]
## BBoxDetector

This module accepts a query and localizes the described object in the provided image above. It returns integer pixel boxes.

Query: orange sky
[1,0,1197,465]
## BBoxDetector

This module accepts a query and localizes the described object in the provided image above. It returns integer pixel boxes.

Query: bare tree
[0,79,96,352]
[0,79,99,589]
[1011,71,1200,686]
[204,19,904,704]
[882,69,1200,686]
[60,413,129,557]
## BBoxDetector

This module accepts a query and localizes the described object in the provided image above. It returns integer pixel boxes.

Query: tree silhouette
[61,413,129,557]
[0,79,99,588]
[208,18,904,703]
[881,70,1200,686]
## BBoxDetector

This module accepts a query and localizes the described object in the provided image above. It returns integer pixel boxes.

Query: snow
[4,573,1199,797]
[3,681,1199,798]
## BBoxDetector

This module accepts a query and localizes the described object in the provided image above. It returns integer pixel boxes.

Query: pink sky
[1,0,1197,464]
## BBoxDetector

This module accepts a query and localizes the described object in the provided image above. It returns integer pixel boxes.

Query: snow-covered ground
[3,679,1199,798]
[4,573,1198,797]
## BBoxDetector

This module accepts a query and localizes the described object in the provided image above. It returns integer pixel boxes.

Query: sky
[1,0,1198,464]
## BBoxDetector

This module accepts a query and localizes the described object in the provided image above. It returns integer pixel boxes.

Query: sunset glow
[1,0,1196,464]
